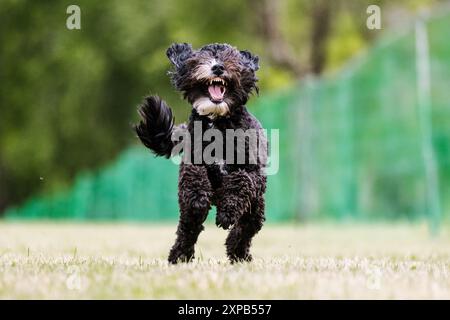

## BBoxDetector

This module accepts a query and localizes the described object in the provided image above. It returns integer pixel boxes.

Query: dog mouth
[207,77,227,103]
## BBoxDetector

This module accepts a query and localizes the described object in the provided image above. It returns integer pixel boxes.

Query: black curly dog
[134,43,267,264]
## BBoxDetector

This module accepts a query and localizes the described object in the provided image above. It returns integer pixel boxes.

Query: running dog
[135,43,267,263]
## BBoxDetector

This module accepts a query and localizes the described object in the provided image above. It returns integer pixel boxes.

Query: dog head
[166,43,259,118]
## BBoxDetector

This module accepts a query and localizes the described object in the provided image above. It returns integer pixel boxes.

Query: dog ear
[166,43,193,68]
[240,50,259,71]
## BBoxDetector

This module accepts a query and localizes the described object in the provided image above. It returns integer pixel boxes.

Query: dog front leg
[215,169,257,230]
[168,164,212,264]
[225,192,265,263]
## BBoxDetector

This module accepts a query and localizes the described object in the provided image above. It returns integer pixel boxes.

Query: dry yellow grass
[0,222,449,299]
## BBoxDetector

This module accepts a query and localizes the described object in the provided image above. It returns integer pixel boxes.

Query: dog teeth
[209,78,226,86]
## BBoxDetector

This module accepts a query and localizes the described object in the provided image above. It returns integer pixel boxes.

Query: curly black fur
[134,96,174,158]
[135,43,267,264]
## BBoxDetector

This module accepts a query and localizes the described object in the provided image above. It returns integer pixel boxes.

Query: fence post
[415,17,441,235]
[297,78,318,220]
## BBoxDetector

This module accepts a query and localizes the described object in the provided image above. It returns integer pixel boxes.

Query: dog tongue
[208,85,224,101]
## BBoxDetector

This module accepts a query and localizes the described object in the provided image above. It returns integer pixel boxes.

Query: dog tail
[134,95,175,158]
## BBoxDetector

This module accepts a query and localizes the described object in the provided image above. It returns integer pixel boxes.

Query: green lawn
[0,222,449,299]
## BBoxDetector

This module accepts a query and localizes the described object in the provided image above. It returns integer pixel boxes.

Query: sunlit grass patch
[0,222,448,299]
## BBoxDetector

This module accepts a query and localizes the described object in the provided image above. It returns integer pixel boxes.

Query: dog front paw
[216,202,239,230]
[216,193,248,229]
[215,212,235,230]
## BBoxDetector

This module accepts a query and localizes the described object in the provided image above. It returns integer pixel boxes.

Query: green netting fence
[4,13,450,226]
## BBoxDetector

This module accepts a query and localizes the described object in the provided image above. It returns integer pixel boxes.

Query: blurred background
[1,0,449,231]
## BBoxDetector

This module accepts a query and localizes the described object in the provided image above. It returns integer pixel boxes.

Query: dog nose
[211,64,225,75]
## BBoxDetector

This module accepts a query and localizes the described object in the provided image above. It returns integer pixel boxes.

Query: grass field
[0,222,449,299]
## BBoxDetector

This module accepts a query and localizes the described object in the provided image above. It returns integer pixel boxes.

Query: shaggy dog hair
[134,43,267,264]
